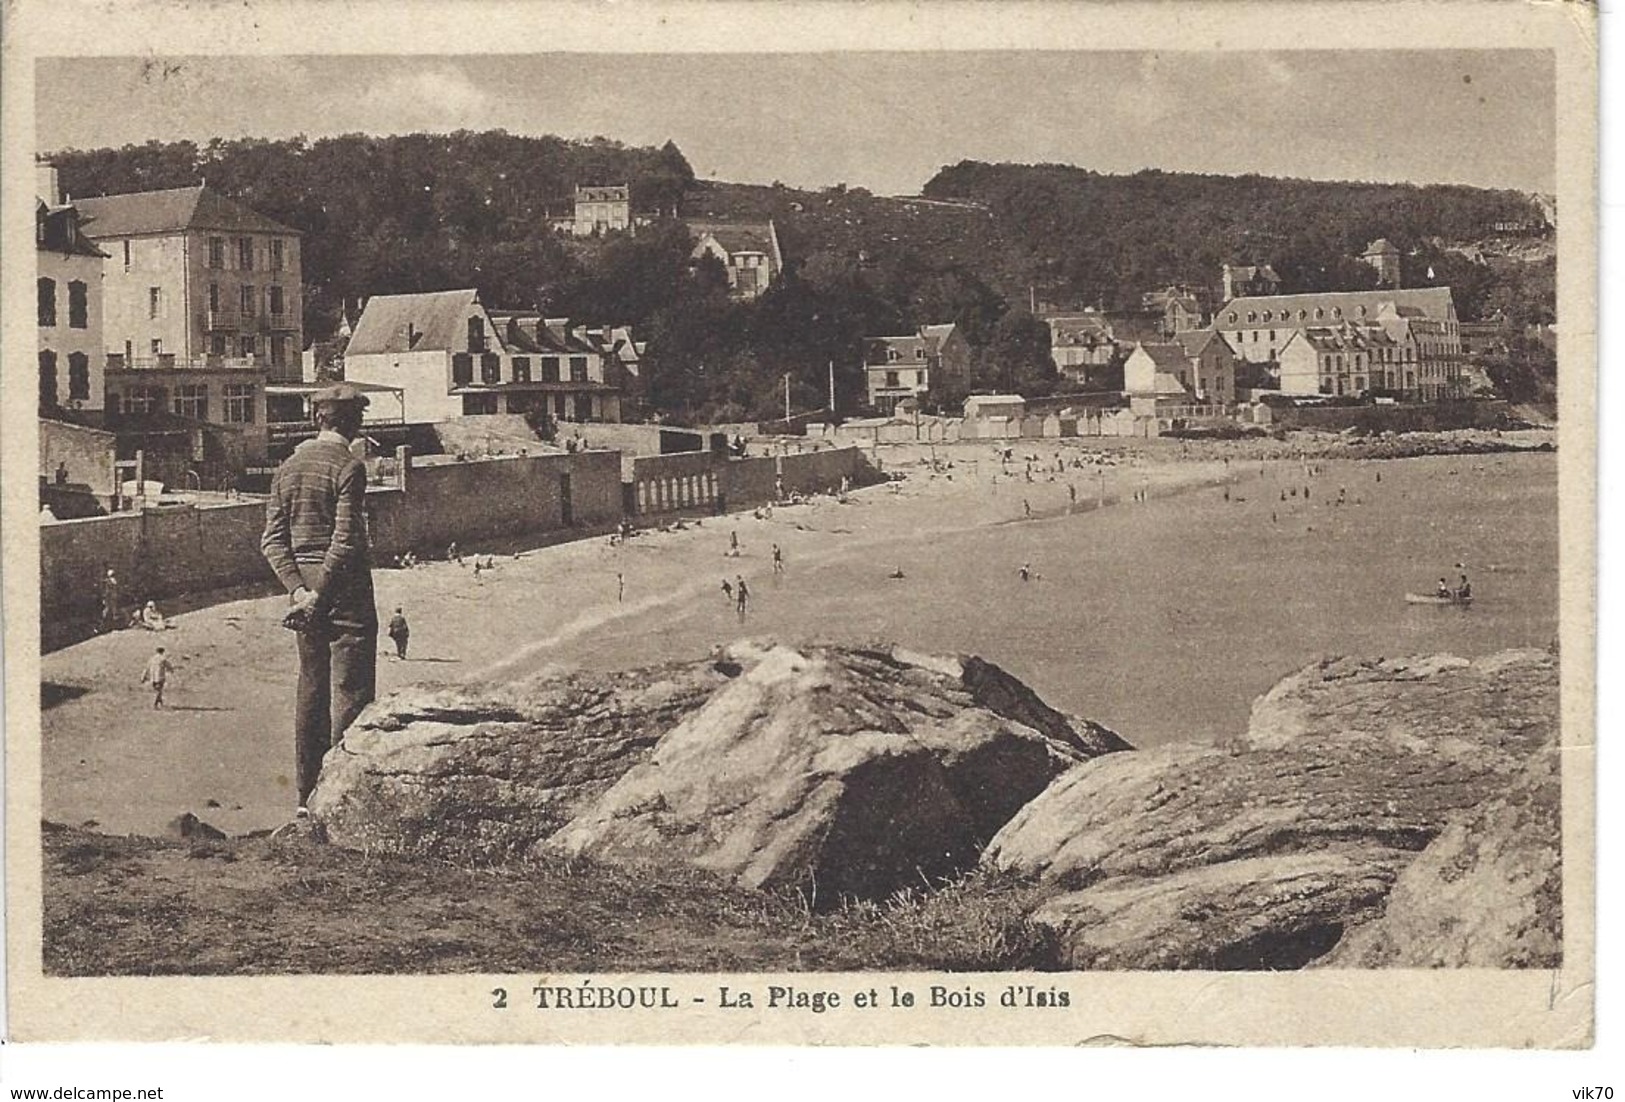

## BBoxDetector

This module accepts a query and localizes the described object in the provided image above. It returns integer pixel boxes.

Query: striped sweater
[260,435,372,612]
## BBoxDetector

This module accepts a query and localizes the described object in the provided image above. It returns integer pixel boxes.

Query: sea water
[558,451,1558,747]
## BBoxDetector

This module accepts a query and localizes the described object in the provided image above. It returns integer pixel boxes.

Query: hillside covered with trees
[46,133,1555,422]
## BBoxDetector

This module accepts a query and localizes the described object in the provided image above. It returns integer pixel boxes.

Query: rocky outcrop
[1317,742,1562,968]
[308,661,738,859]
[313,642,1125,893]
[544,642,1121,902]
[986,648,1560,969]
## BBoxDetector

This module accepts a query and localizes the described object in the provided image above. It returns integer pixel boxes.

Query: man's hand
[282,586,319,632]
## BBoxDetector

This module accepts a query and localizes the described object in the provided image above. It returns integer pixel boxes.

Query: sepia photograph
[2,0,1600,1064]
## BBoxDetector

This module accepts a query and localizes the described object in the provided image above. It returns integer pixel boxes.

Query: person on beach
[140,646,173,709]
[771,544,784,574]
[473,560,484,583]
[728,530,740,557]
[387,608,410,659]
[1436,577,1453,599]
[1019,562,1032,582]
[721,578,734,604]
[1023,498,1032,518]
[735,576,750,621]
[1068,483,1077,505]
[260,384,378,826]
[139,600,172,631]
[1456,573,1472,600]
[617,572,625,602]
[99,568,121,633]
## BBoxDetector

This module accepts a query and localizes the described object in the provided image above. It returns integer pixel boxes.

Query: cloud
[355,65,495,130]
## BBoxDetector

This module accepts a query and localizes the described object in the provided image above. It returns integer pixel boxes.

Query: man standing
[387,607,410,660]
[140,646,173,709]
[99,568,121,633]
[261,384,378,822]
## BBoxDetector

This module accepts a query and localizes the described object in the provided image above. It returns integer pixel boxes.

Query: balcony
[205,308,239,331]
[266,311,296,332]
[108,354,262,373]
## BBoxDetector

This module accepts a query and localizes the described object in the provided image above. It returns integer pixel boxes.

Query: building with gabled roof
[1213,287,1460,390]
[1221,262,1281,302]
[863,322,972,414]
[345,290,623,424]
[37,162,109,415]
[689,220,783,300]
[573,184,631,237]
[74,184,304,384]
[1361,238,1402,286]
[1123,341,1197,400]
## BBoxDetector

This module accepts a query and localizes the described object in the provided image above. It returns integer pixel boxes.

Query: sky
[36,51,1555,195]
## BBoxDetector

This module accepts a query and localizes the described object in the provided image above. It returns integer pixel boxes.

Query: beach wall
[779,447,868,496]
[1266,400,1513,433]
[629,447,872,516]
[40,501,273,648]
[371,451,623,555]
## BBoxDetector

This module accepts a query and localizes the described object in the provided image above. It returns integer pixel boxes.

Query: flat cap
[310,383,370,408]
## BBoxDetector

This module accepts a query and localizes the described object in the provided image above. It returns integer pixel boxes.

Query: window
[569,356,589,382]
[887,347,899,362]
[240,284,256,317]
[1251,331,1259,342]
[1298,309,1308,320]
[123,240,132,269]
[208,283,221,313]
[885,370,900,388]
[173,384,208,419]
[122,385,164,415]
[915,348,925,360]
[512,357,532,382]
[271,336,287,369]
[269,286,284,317]
[39,350,58,407]
[1262,310,1272,322]
[238,237,254,270]
[38,277,57,326]
[239,334,256,359]
[210,333,228,357]
[209,237,225,269]
[463,394,499,415]
[60,351,91,402]
[553,394,567,418]
[1332,307,1343,319]
[481,353,502,384]
[1269,330,1276,343]
[151,339,164,356]
[541,357,560,383]
[452,353,474,386]
[148,287,162,320]
[1246,311,1256,322]
[1314,308,1324,320]
[467,316,487,353]
[270,239,284,271]
[223,383,255,423]
[574,395,593,421]
[1227,312,1237,322]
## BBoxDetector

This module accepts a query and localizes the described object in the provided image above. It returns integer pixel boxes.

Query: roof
[1226,263,1280,282]
[1287,325,1398,355]
[36,200,108,258]
[347,290,483,356]
[964,394,1026,408]
[865,334,932,364]
[690,221,776,257]
[74,185,300,238]
[1172,328,1221,357]
[1215,287,1455,328]
[1130,342,1192,372]
[576,185,629,202]
[919,323,958,345]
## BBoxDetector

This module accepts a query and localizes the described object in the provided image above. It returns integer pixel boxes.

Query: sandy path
[41,440,1229,837]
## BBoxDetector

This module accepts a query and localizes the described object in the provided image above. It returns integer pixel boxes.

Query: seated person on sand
[1436,577,1453,599]
[138,600,172,630]
[1456,574,1472,600]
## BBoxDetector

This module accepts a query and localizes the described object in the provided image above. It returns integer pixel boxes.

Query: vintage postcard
[2,0,1598,1053]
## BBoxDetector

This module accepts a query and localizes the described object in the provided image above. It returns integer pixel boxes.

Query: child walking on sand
[141,646,173,709]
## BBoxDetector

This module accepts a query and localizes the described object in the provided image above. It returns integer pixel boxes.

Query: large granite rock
[986,648,1559,969]
[544,642,1126,902]
[313,641,1127,891]
[1317,741,1562,968]
[308,661,737,859]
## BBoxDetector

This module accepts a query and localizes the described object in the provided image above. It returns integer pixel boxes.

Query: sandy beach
[39,431,1556,838]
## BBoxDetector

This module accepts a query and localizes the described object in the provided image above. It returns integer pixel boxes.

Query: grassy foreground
[42,823,1061,976]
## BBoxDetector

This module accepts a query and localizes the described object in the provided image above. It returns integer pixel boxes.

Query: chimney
[1221,264,1237,302]
[36,158,60,205]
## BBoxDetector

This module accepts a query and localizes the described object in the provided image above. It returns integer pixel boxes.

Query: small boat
[1405,592,1474,606]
